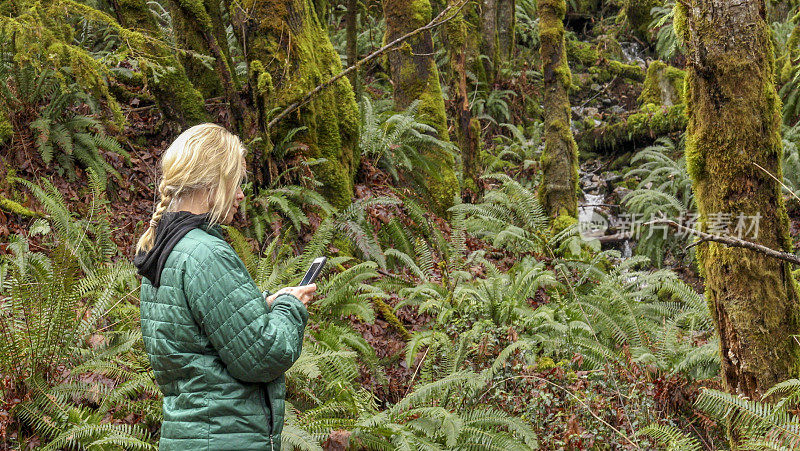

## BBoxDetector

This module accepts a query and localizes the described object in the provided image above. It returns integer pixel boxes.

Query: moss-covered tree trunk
[539,0,578,219]
[169,0,244,130]
[678,0,800,399]
[496,0,514,63]
[111,0,208,127]
[443,0,481,197]
[232,0,359,208]
[169,0,232,97]
[383,0,459,213]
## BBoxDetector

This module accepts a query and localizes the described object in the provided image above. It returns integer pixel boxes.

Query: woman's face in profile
[224,185,245,224]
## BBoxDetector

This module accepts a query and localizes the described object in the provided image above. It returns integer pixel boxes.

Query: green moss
[0,197,40,217]
[552,213,577,233]
[684,7,800,395]
[596,34,624,61]
[539,0,579,219]
[673,1,688,43]
[113,0,208,126]
[373,297,411,340]
[0,110,12,146]
[244,0,359,208]
[566,39,599,69]
[578,104,687,154]
[535,356,557,371]
[384,0,459,214]
[638,61,686,106]
[605,60,645,82]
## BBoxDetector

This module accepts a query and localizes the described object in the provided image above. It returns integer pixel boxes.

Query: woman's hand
[266,284,317,307]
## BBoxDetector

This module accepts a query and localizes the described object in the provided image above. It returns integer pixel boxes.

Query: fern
[693,385,800,449]
[648,0,684,60]
[623,136,694,267]
[638,424,701,450]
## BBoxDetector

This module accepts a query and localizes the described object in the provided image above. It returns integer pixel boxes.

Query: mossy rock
[552,213,578,233]
[596,34,624,61]
[623,0,660,39]
[638,60,686,106]
[566,39,599,69]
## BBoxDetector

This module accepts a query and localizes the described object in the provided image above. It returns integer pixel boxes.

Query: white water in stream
[578,193,607,237]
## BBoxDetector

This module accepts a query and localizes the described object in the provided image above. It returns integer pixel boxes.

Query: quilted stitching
[140,227,307,450]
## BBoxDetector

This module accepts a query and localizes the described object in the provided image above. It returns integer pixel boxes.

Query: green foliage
[484,122,543,175]
[638,424,701,450]
[360,96,457,185]
[623,137,694,267]
[781,122,800,199]
[0,0,163,126]
[516,0,540,49]
[677,379,800,449]
[0,53,129,180]
[775,7,800,124]
[648,0,684,60]
[527,253,717,378]
[353,332,538,449]
[0,175,156,449]
[471,88,517,125]
[455,173,549,255]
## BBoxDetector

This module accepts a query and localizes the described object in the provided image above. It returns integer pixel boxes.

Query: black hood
[133,211,210,288]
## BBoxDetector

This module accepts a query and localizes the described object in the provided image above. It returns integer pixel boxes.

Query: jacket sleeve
[184,242,308,383]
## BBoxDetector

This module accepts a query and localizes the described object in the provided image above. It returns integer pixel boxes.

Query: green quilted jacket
[139,224,308,450]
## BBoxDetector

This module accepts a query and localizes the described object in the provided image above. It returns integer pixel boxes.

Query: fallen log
[576,104,687,155]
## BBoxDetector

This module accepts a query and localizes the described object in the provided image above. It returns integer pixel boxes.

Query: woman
[133,123,315,450]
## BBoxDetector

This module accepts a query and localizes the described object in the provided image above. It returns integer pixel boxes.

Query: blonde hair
[136,123,246,254]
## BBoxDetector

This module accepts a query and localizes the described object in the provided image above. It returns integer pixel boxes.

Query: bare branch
[646,219,800,266]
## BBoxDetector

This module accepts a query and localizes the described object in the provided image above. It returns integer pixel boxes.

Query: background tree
[443,0,481,196]
[677,0,800,399]
[232,0,360,208]
[169,0,243,130]
[538,0,578,219]
[383,0,460,213]
[477,0,515,82]
[112,0,209,127]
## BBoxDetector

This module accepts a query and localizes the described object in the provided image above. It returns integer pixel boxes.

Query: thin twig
[645,219,800,265]
[404,347,430,399]
[266,0,470,130]
[752,161,800,204]
[480,374,640,448]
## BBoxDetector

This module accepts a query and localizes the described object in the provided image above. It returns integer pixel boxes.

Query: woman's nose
[236,188,245,201]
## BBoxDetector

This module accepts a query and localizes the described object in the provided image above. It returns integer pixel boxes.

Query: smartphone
[300,257,326,286]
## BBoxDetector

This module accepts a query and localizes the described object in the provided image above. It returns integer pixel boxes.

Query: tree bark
[538,0,578,219]
[169,0,243,131]
[495,0,514,63]
[443,0,480,197]
[477,0,514,82]
[346,0,361,100]
[231,0,360,208]
[383,0,460,214]
[479,0,498,80]
[679,0,800,400]
[112,0,208,127]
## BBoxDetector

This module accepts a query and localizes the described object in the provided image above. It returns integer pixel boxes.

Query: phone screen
[300,257,326,285]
